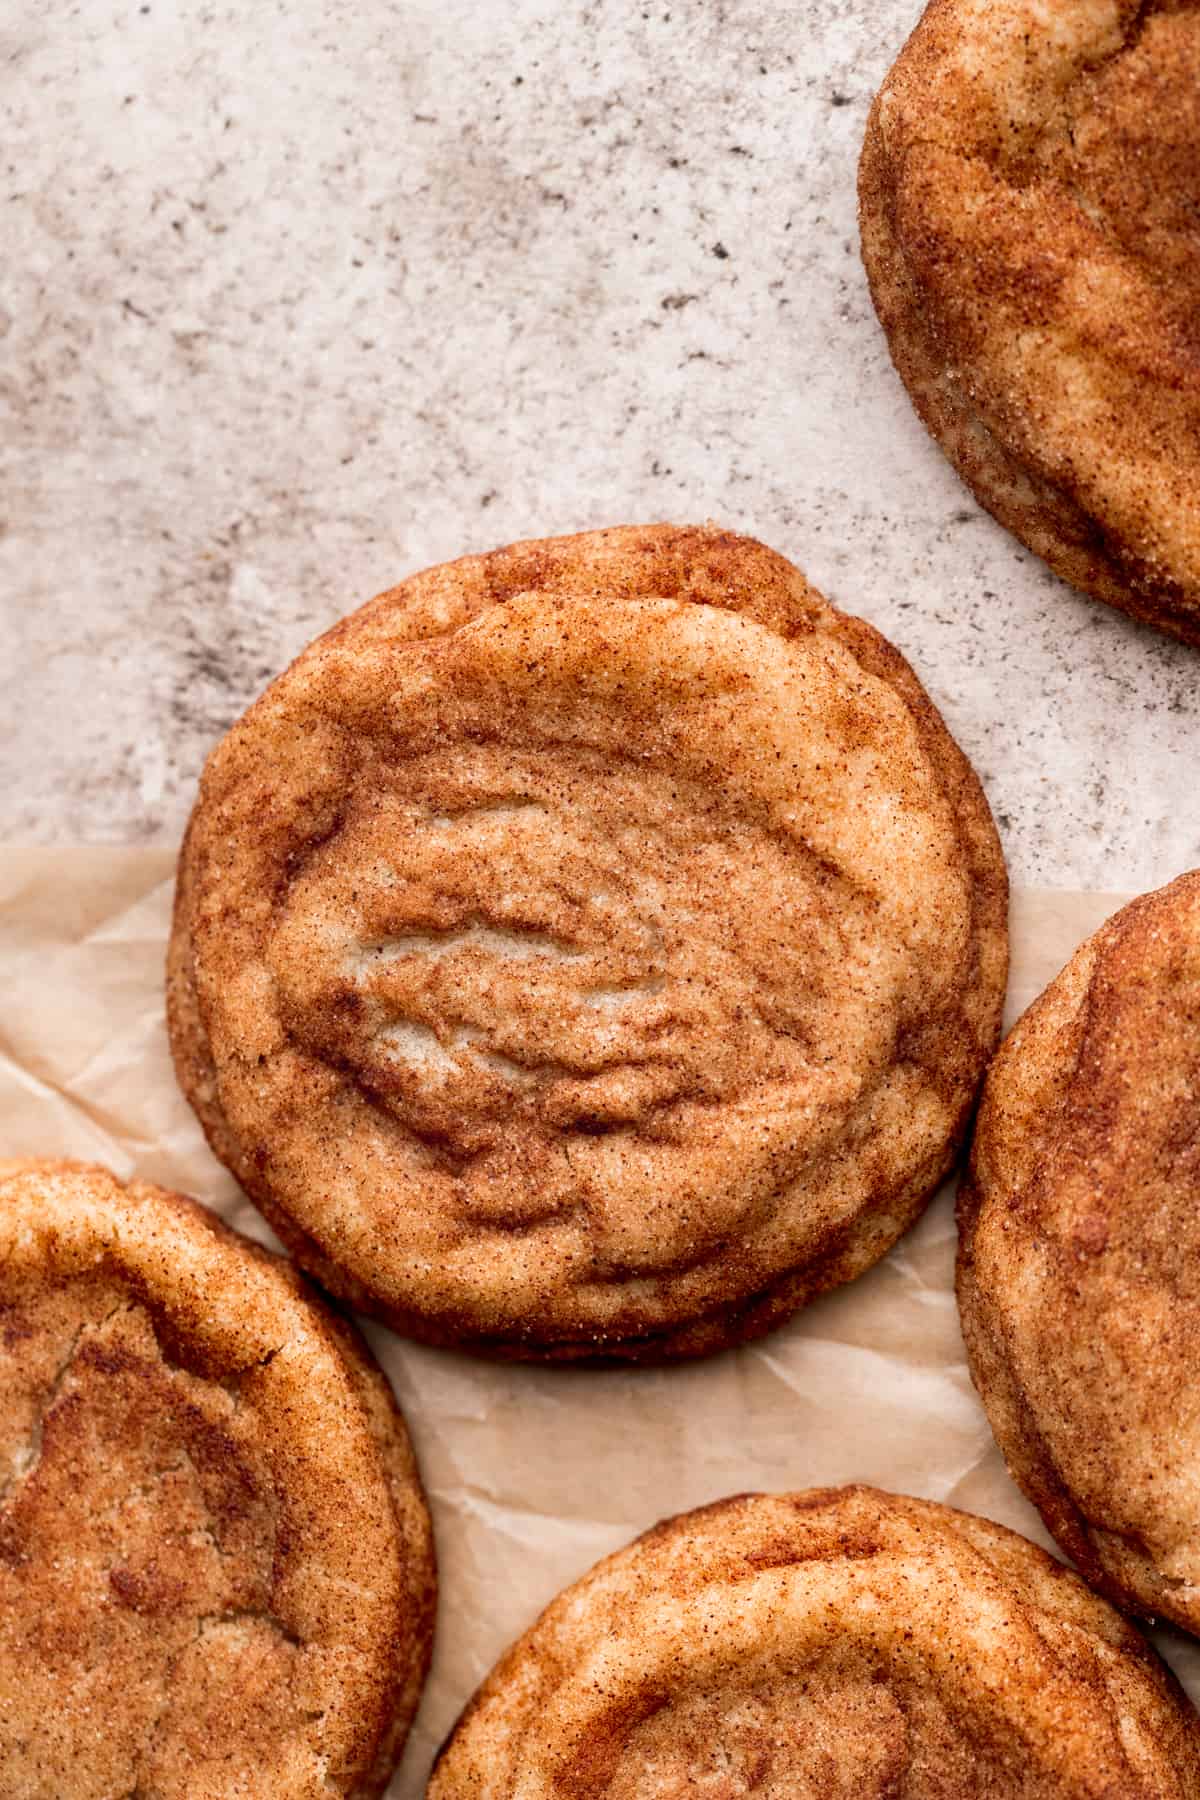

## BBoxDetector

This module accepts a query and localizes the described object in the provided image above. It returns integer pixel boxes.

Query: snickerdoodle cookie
[0,1157,434,1798]
[169,523,1007,1361]
[960,872,1200,1636]
[429,1486,1200,1797]
[860,0,1200,644]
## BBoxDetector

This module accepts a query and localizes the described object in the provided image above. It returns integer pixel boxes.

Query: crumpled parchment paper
[1,850,1196,1793]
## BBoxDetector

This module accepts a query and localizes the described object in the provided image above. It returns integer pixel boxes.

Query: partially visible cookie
[960,872,1200,1636]
[168,522,1007,1362]
[860,0,1200,643]
[430,1485,1200,1796]
[0,1157,435,1798]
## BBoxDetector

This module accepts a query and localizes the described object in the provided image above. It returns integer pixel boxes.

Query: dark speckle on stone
[711,241,729,259]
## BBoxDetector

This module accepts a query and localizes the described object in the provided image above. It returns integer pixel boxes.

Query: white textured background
[2,0,1195,882]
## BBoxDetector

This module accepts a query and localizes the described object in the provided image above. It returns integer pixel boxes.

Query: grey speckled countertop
[3,0,1195,886]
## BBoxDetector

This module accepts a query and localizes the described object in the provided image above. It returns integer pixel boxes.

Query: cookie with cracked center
[0,1158,435,1798]
[429,1486,1200,1796]
[960,872,1200,1636]
[168,523,1007,1361]
[860,0,1200,645]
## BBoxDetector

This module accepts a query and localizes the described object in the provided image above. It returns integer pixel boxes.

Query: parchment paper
[2,850,1197,1793]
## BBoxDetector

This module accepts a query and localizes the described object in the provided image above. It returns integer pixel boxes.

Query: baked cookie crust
[169,523,1007,1361]
[430,1485,1200,1796]
[960,872,1200,1636]
[860,0,1200,644]
[0,1158,435,1798]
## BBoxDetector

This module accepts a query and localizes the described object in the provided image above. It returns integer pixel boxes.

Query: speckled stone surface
[2,0,1196,885]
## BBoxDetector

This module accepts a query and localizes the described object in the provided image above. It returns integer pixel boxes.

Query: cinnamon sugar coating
[860,0,1200,643]
[960,872,1200,1635]
[169,523,1006,1361]
[430,1486,1200,1797]
[0,1158,435,1798]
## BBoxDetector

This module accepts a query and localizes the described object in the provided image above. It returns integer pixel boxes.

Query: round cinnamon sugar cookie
[960,872,1200,1635]
[0,1158,434,1799]
[430,1486,1200,1797]
[860,0,1200,644]
[169,523,1007,1362]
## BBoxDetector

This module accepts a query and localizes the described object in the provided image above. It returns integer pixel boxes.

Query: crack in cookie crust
[169,523,1007,1361]
[860,0,1200,642]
